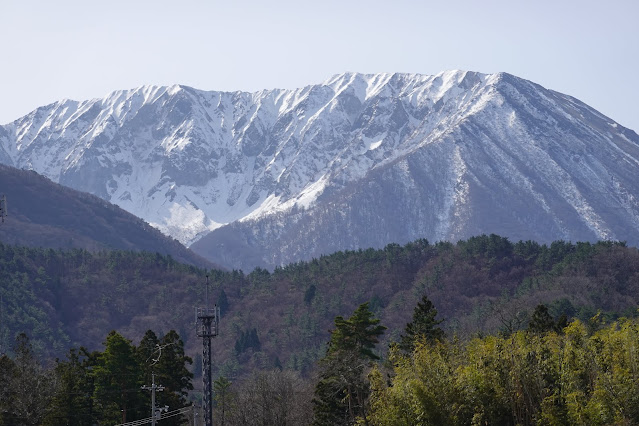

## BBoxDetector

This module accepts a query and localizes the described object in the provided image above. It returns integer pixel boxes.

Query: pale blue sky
[1,0,638,131]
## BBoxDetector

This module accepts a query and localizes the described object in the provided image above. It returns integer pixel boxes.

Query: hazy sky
[1,0,638,131]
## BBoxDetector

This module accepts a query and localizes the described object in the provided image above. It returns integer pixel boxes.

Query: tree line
[209,297,639,425]
[308,297,639,425]
[3,234,639,424]
[0,329,192,425]
[2,235,639,382]
[5,296,639,425]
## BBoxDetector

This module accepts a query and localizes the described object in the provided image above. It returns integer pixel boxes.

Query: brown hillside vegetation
[1,235,638,381]
[0,163,211,267]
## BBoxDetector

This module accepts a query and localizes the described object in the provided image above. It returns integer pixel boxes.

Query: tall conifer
[312,302,386,425]
[398,294,444,353]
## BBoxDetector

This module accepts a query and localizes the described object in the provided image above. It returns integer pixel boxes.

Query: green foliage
[151,330,194,425]
[460,233,514,260]
[135,328,193,424]
[44,347,96,425]
[1,328,196,425]
[0,354,17,425]
[398,294,444,353]
[234,328,261,355]
[304,284,317,306]
[93,331,143,423]
[527,304,558,334]
[368,316,639,426]
[313,302,386,425]
[2,234,639,401]
[218,288,229,316]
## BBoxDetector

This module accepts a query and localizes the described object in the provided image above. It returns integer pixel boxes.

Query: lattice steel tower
[196,275,220,426]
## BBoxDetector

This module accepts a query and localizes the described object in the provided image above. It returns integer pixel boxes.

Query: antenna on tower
[206,274,210,309]
[195,274,220,426]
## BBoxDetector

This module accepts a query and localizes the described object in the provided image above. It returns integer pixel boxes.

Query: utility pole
[141,373,168,426]
[196,275,220,426]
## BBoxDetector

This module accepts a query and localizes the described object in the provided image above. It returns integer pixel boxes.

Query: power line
[146,342,175,366]
[114,406,192,426]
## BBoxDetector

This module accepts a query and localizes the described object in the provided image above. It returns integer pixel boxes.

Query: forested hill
[1,235,638,379]
[0,164,212,267]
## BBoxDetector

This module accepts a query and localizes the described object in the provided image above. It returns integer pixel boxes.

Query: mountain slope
[0,164,212,267]
[3,236,639,378]
[191,72,639,269]
[1,71,638,270]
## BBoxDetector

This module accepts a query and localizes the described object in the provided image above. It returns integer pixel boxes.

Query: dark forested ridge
[1,234,639,384]
[0,164,212,267]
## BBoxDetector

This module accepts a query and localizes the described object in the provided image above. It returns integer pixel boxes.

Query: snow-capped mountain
[1,71,638,270]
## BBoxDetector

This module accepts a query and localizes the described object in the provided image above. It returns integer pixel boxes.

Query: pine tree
[93,331,143,424]
[218,289,229,316]
[0,351,18,424]
[528,304,556,334]
[137,330,161,370]
[136,329,193,425]
[398,294,444,353]
[44,347,96,426]
[154,330,194,425]
[312,302,386,425]
[234,328,261,354]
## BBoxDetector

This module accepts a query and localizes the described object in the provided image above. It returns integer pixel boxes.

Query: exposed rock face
[2,71,638,270]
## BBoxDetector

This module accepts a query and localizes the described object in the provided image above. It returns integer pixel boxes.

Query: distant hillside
[0,164,212,267]
[2,235,638,381]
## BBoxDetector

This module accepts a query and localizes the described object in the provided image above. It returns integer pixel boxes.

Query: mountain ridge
[1,70,638,270]
[0,163,213,268]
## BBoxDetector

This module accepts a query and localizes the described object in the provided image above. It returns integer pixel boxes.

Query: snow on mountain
[1,71,638,270]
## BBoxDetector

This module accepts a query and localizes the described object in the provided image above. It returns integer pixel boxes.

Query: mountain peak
[1,71,638,270]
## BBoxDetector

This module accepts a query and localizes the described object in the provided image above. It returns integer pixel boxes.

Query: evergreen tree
[312,302,386,425]
[93,331,143,424]
[527,304,556,334]
[234,328,261,354]
[135,330,160,422]
[0,353,17,425]
[44,347,96,426]
[304,284,317,306]
[137,329,161,370]
[153,330,194,425]
[136,329,193,425]
[218,288,229,316]
[398,294,444,353]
